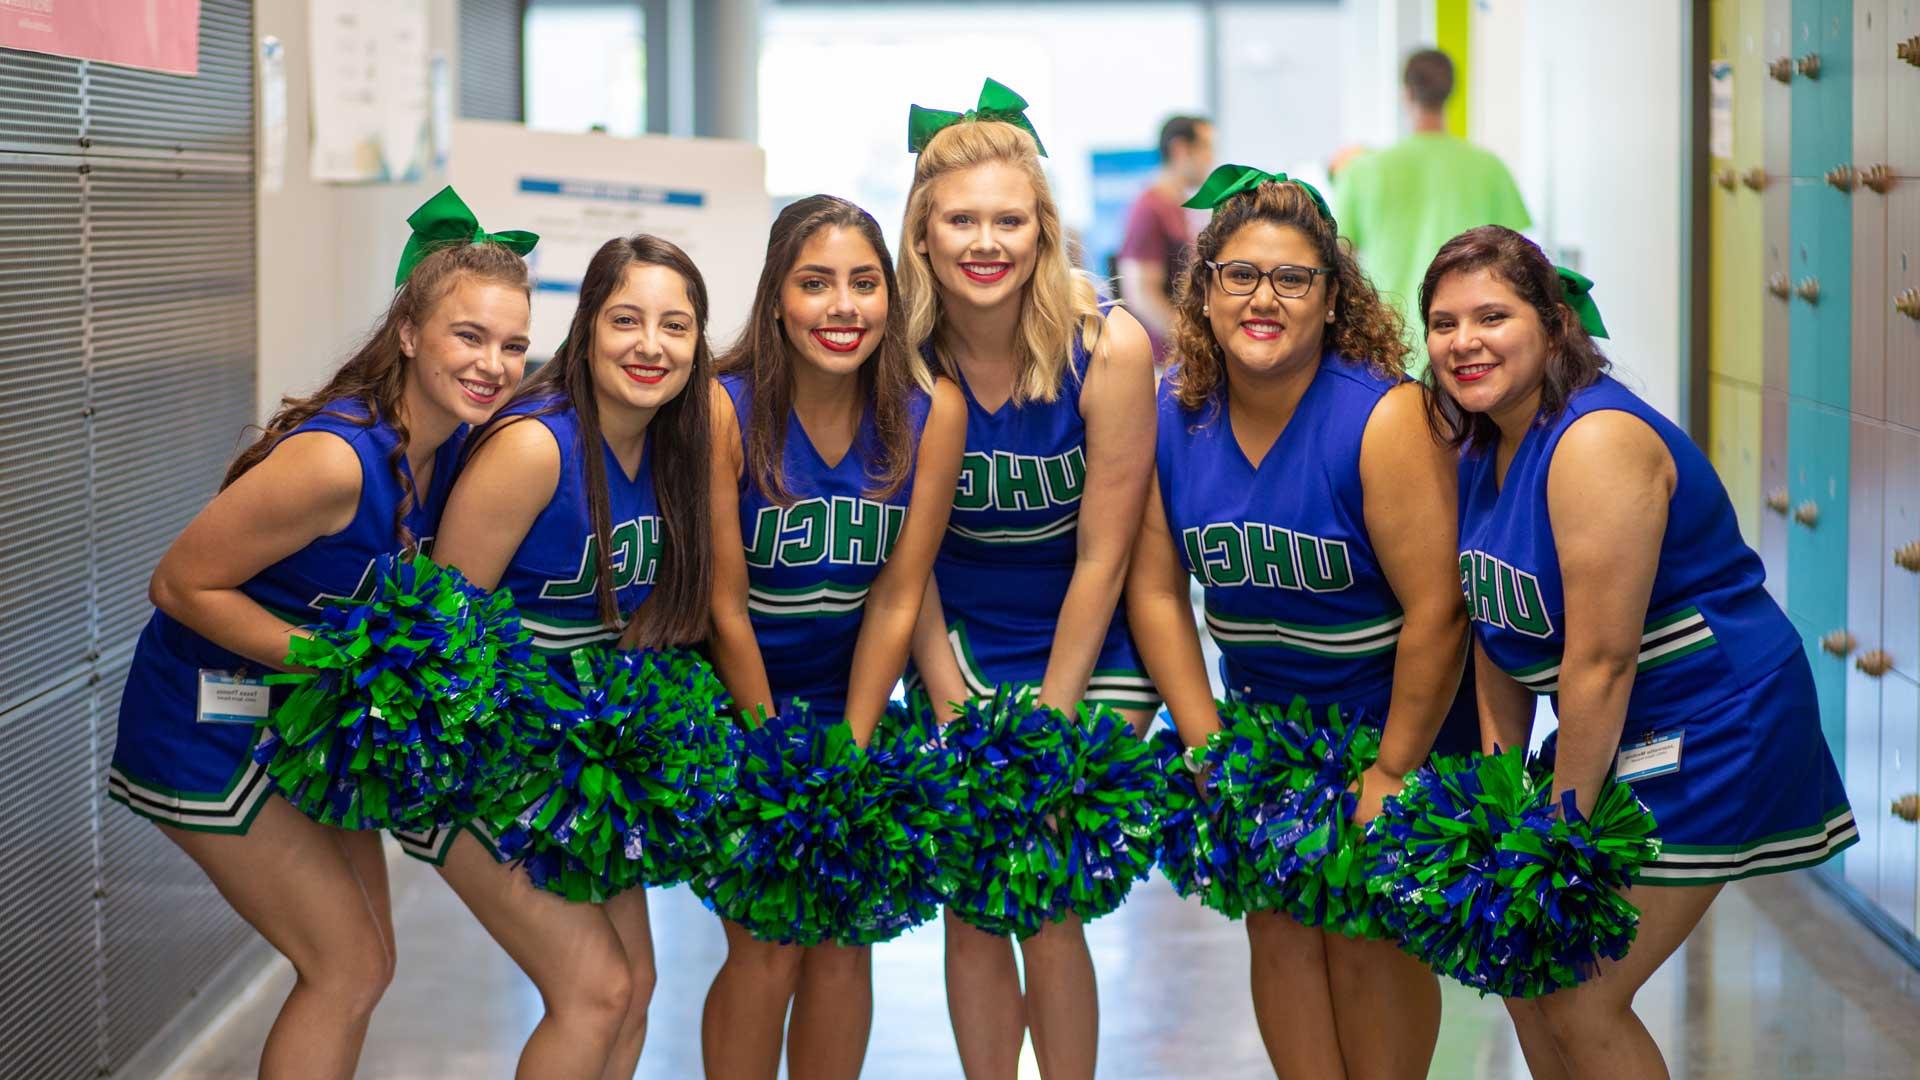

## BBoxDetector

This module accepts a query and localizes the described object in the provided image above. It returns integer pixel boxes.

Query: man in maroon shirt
[1118,115,1213,366]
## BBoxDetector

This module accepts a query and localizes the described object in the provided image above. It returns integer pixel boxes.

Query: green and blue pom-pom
[1366,747,1661,998]
[1051,704,1163,923]
[1210,697,1383,937]
[481,644,735,903]
[694,702,966,946]
[256,553,533,830]
[1150,728,1269,919]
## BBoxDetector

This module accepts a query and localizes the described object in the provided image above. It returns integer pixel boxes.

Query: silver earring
[1202,305,1210,315]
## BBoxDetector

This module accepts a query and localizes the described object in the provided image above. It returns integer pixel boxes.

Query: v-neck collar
[952,357,1012,420]
[791,408,859,472]
[1222,357,1327,473]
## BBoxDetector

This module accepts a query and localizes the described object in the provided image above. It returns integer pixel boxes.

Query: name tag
[197,670,270,725]
[1616,731,1683,783]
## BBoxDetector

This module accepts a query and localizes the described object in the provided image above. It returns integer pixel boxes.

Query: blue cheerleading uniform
[1157,353,1476,755]
[108,400,463,835]
[1460,373,1856,884]
[395,396,662,864]
[914,319,1156,712]
[723,373,929,721]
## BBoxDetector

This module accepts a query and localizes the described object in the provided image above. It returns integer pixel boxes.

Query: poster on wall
[450,121,772,357]
[0,0,200,75]
[308,0,430,183]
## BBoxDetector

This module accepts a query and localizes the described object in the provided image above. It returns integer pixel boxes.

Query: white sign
[309,0,430,183]
[1709,60,1734,162]
[450,121,771,357]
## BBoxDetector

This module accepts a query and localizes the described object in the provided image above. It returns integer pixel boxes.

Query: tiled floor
[164,854,1920,1079]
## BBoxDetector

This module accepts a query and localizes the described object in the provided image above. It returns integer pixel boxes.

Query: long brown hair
[720,195,918,505]
[1167,180,1409,412]
[469,235,714,648]
[1417,225,1611,453]
[226,242,531,549]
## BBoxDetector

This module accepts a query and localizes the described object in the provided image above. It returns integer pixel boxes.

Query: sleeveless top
[1158,354,1406,716]
[722,372,932,718]
[1458,374,1802,729]
[489,397,660,656]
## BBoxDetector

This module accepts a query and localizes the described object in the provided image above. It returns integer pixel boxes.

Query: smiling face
[588,263,699,421]
[1205,220,1335,379]
[917,160,1041,312]
[1425,267,1553,420]
[779,225,888,377]
[399,275,531,427]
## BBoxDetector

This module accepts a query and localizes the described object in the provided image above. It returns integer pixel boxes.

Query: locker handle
[1893,540,1920,572]
[1795,277,1821,304]
[1900,36,1920,68]
[1820,629,1856,656]
[1797,52,1822,79]
[1793,499,1821,526]
[1895,794,1920,823]
[1859,164,1894,194]
[1856,650,1894,677]
[1825,164,1855,192]
[1716,168,1737,192]
[1766,487,1791,514]
[1769,55,1796,81]
[1768,273,1792,300]
[1898,289,1920,321]
[1742,167,1769,192]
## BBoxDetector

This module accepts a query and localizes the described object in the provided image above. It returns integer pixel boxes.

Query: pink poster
[0,0,201,76]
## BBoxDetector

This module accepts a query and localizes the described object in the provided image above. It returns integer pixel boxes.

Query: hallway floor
[162,851,1920,1079]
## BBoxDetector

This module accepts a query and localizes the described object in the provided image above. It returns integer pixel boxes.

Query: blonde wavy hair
[1167,180,1410,411]
[899,119,1103,405]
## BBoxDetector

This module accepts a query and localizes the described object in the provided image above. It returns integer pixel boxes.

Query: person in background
[1331,48,1530,372]
[1118,115,1213,367]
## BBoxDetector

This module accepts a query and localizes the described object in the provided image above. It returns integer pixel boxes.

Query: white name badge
[197,670,270,725]
[1616,731,1684,783]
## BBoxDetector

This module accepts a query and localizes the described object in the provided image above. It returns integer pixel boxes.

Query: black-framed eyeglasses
[1205,260,1335,299]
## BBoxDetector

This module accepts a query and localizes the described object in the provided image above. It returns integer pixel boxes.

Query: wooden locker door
[1888,184,1920,430]
[1845,419,1885,897]
[1763,388,1793,604]
[1883,427,1920,681]
[1890,0,1919,176]
[1855,0,1890,419]
[1793,0,1828,177]
[1878,672,1919,935]
[1787,398,1852,637]
[1714,377,1766,544]
[1764,183,1795,393]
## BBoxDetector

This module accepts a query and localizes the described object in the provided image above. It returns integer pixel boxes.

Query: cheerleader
[700,195,965,1080]
[105,188,533,1079]
[1424,225,1855,1078]
[899,79,1157,1080]
[387,233,717,1078]
[1125,166,1464,1078]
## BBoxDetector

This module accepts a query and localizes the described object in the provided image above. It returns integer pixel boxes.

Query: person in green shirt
[1332,48,1531,373]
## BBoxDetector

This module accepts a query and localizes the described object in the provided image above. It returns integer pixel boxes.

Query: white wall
[1211,1,1349,186]
[252,0,462,423]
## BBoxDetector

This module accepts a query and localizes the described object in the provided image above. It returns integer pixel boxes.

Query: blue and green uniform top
[109,400,462,835]
[1460,373,1854,883]
[723,372,930,721]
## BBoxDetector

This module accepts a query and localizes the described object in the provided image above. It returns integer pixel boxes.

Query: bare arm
[1547,410,1674,817]
[1475,639,1537,754]
[910,574,973,720]
[1361,384,1469,777]
[1037,307,1157,712]
[704,380,776,723]
[844,380,967,745]
[148,432,364,670]
[1116,257,1175,344]
[1125,469,1221,746]
[429,418,561,591]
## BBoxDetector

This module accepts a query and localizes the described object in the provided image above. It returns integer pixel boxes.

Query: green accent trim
[1654,805,1856,856]
[947,511,1078,544]
[747,581,869,599]
[107,782,275,837]
[1508,656,1559,679]
[1436,0,1470,138]
[1637,634,1717,673]
[1636,831,1857,887]
[1204,605,1403,638]
[1644,606,1703,632]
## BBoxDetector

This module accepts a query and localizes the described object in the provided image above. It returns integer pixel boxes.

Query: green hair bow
[907,77,1048,157]
[1181,164,1336,231]
[1554,266,1609,339]
[394,185,539,286]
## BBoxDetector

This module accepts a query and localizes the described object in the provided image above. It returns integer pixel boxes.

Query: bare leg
[787,942,874,1080]
[1325,932,1440,1079]
[435,835,633,1080]
[702,919,804,1080]
[1504,999,1572,1080]
[1115,706,1157,739]
[600,888,656,1080]
[1245,910,1346,1079]
[158,797,394,1080]
[944,910,1026,1079]
[1531,883,1723,1080]
[1018,914,1098,1080]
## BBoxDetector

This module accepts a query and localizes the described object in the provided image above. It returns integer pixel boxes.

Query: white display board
[450,121,770,358]
[309,0,430,182]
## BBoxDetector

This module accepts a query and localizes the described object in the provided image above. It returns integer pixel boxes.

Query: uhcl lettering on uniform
[744,496,909,569]
[1459,550,1555,638]
[542,516,664,599]
[954,447,1086,512]
[1180,522,1355,592]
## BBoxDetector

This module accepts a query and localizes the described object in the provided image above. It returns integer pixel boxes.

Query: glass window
[524,2,646,137]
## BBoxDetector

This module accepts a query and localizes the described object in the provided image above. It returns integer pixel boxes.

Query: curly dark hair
[1165,179,1410,412]
[1417,225,1610,453]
